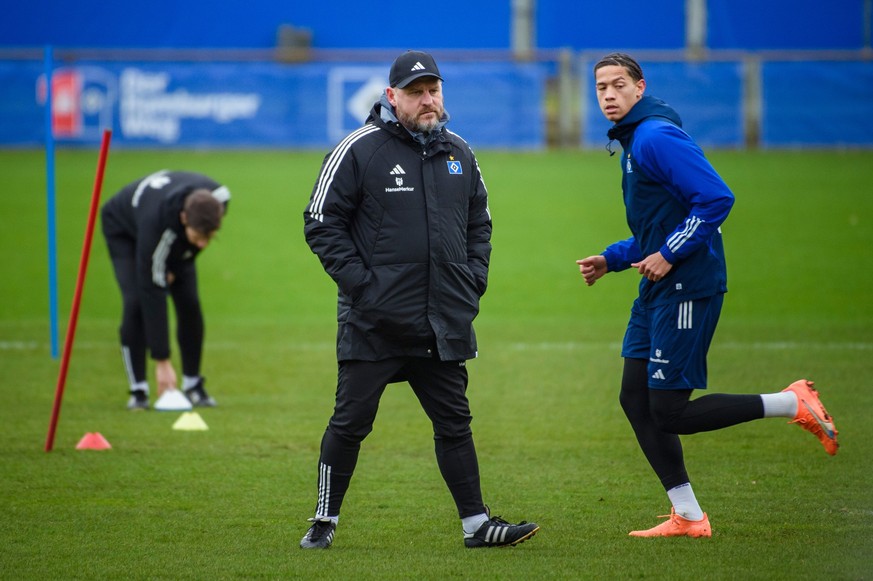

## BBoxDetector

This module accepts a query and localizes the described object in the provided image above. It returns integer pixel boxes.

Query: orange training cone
[75,432,112,450]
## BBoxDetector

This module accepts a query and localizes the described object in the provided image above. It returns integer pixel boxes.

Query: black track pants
[104,233,203,386]
[312,356,485,519]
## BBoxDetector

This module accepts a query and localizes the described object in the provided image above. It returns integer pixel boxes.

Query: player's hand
[155,359,178,395]
[631,252,672,282]
[576,256,607,286]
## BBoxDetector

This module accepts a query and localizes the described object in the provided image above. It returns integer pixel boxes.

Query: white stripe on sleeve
[151,229,177,287]
[667,216,703,253]
[308,125,380,222]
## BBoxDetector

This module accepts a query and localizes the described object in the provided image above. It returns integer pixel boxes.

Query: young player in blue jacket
[576,53,839,538]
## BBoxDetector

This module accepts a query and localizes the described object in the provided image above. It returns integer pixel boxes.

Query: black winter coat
[304,102,492,362]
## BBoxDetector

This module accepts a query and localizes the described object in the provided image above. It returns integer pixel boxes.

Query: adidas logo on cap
[389,50,443,88]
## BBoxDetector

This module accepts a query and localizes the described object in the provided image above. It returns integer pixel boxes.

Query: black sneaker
[126,390,149,411]
[300,518,336,549]
[464,514,540,548]
[184,378,217,407]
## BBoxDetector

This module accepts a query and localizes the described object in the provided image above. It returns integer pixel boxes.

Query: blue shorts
[621,293,724,390]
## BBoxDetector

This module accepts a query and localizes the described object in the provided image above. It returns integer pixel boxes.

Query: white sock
[760,392,798,418]
[131,381,149,395]
[462,513,489,535]
[183,375,201,390]
[667,483,704,521]
[314,514,338,525]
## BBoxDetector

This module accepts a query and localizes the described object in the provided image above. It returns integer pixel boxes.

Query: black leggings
[619,358,764,490]
[106,235,203,385]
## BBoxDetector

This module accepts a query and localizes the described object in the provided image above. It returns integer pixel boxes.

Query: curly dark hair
[593,53,644,82]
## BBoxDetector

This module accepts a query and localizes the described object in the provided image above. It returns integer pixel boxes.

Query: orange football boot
[629,508,712,538]
[782,379,839,456]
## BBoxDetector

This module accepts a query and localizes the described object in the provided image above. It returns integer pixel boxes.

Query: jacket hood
[607,95,682,143]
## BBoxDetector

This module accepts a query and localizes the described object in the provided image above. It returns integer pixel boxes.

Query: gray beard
[397,110,441,134]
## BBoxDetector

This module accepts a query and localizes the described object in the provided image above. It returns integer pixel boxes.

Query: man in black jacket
[101,170,229,410]
[300,50,539,549]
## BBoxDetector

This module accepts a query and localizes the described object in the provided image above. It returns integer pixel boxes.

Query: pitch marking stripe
[4,340,872,352]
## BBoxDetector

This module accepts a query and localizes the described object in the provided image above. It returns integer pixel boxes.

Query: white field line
[0,341,40,350]
[511,341,873,351]
[3,340,873,352]
[507,341,873,351]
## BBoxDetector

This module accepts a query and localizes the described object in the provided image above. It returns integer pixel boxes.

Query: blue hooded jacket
[602,95,734,306]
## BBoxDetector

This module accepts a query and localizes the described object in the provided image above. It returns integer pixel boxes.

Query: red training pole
[45,129,112,452]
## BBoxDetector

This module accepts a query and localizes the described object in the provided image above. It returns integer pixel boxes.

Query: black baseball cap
[389,50,443,88]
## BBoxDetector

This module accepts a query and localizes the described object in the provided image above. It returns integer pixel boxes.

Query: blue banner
[762,61,873,147]
[1,60,546,149]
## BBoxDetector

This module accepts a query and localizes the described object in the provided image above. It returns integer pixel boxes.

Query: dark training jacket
[603,96,734,306]
[101,170,231,359]
[304,101,492,362]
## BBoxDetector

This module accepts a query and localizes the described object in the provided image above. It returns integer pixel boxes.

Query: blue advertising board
[762,61,873,147]
[0,60,547,149]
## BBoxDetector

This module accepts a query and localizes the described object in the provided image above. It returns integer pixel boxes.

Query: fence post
[686,0,707,60]
[742,55,762,149]
[557,49,579,148]
[512,0,536,61]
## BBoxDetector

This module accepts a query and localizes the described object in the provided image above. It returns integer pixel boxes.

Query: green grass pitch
[1,148,871,579]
